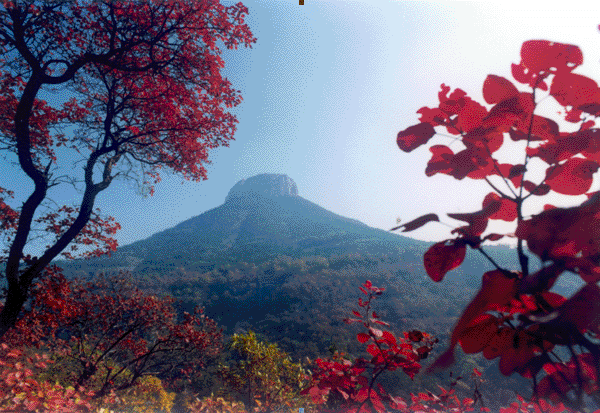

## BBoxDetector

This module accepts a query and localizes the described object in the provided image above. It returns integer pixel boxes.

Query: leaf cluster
[397,39,600,412]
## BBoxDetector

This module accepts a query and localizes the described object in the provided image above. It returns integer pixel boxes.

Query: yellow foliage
[102,375,176,413]
[188,392,247,413]
[216,330,318,413]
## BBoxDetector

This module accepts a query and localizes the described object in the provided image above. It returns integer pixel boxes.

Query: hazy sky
[4,1,600,259]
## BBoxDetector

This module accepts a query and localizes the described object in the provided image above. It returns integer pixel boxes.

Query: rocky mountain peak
[225,174,298,203]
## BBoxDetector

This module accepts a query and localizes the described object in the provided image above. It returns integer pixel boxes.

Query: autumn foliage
[0,266,223,412]
[0,0,256,339]
[299,280,495,413]
[396,39,600,412]
[2,0,600,411]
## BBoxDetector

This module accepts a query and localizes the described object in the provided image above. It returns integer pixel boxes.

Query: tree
[215,330,314,413]
[0,0,256,339]
[0,267,224,410]
[396,39,600,412]
[301,280,494,413]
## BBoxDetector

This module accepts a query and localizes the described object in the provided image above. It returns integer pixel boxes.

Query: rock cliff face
[225,173,298,203]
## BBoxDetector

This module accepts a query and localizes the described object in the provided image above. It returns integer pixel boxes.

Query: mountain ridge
[52,175,435,277]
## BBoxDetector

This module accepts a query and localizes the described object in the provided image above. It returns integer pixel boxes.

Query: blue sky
[4,1,600,260]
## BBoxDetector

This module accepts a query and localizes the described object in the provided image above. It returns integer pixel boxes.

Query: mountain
[52,173,578,295]
[46,173,588,411]
[53,173,444,278]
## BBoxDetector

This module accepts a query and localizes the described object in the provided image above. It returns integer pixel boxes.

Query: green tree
[216,330,315,413]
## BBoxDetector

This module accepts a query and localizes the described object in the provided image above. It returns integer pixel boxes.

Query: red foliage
[0,0,256,340]
[0,266,223,411]
[3,268,223,398]
[303,281,585,413]
[300,280,495,413]
[0,343,95,412]
[395,36,600,412]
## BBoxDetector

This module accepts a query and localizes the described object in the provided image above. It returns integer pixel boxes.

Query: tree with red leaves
[396,39,600,412]
[301,280,498,413]
[0,267,223,411]
[0,0,256,339]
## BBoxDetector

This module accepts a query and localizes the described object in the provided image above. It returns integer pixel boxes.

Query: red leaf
[550,72,600,110]
[507,164,526,180]
[541,291,567,309]
[354,387,369,403]
[352,310,362,318]
[463,127,504,155]
[428,270,520,373]
[481,193,517,222]
[397,123,436,152]
[580,129,600,162]
[456,99,488,133]
[370,389,385,413]
[555,283,600,335]
[458,314,498,354]
[517,262,564,295]
[448,209,490,237]
[519,40,582,81]
[499,330,537,375]
[417,106,448,126]
[515,208,576,260]
[407,330,424,342]
[381,331,397,347]
[508,127,544,142]
[356,333,370,344]
[372,319,390,326]
[522,181,551,196]
[528,129,600,164]
[482,327,514,361]
[423,240,467,282]
[563,256,600,283]
[367,343,381,358]
[390,213,439,232]
[546,157,599,196]
[511,62,530,85]
[581,120,596,130]
[579,103,600,117]
[482,75,519,105]
[443,142,487,178]
[424,145,454,177]
[449,148,492,180]
[527,115,560,141]
[482,96,523,130]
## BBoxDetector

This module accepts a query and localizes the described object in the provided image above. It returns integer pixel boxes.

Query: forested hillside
[100,251,541,411]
